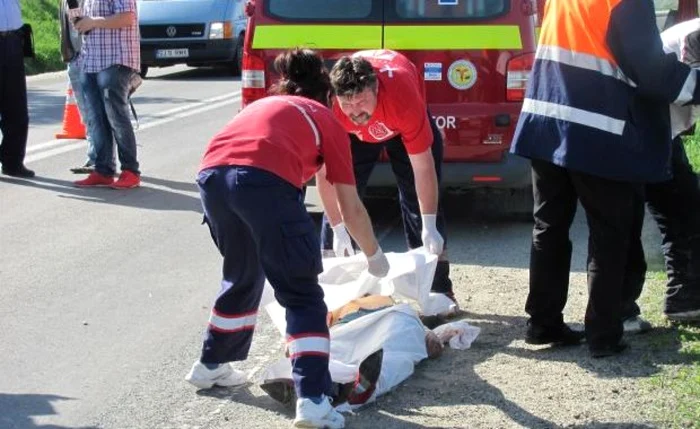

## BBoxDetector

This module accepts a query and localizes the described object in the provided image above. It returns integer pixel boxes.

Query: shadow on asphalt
[0,175,203,213]
[196,384,295,418]
[27,89,66,126]
[0,393,98,429]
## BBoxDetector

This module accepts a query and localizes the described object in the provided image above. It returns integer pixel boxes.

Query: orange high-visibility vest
[511,0,700,183]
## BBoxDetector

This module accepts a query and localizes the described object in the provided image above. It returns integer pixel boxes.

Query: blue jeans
[67,57,95,165]
[197,165,331,399]
[81,65,139,176]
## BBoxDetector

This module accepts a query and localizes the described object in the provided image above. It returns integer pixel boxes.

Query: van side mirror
[245,1,255,17]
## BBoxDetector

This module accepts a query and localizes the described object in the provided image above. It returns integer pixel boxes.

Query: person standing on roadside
[60,0,96,174]
[72,0,141,189]
[512,0,700,357]
[0,0,35,178]
[642,18,700,322]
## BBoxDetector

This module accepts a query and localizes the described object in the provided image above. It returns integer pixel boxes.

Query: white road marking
[24,91,242,164]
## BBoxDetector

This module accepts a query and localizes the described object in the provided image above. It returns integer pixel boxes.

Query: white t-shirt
[662,18,700,138]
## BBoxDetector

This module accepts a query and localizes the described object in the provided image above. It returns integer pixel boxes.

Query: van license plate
[156,48,189,59]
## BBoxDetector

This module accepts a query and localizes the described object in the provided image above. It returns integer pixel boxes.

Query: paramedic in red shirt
[322,49,454,305]
[185,49,389,429]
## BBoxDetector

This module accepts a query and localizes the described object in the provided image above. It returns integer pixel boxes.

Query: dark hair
[269,48,331,106]
[329,56,377,97]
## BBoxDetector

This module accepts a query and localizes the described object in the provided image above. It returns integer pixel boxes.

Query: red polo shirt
[200,96,355,189]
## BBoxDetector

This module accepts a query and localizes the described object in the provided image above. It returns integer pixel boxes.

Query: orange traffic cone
[55,81,86,139]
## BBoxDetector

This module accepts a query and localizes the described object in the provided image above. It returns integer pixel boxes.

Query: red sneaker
[110,170,140,189]
[73,171,114,187]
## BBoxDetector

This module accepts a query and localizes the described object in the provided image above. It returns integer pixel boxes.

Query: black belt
[0,28,22,37]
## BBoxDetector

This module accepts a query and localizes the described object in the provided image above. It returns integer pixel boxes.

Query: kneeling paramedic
[321,49,455,306]
[186,49,390,429]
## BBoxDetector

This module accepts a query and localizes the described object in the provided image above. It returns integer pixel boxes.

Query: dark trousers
[646,136,700,300]
[0,31,29,169]
[197,166,331,398]
[527,159,646,348]
[320,115,453,294]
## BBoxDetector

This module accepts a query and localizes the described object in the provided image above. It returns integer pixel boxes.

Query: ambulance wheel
[139,65,149,79]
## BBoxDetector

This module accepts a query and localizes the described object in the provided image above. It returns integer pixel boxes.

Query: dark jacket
[511,0,700,184]
[59,0,82,63]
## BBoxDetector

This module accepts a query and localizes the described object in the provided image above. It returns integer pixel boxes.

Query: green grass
[21,0,64,75]
[684,129,700,173]
[639,273,700,429]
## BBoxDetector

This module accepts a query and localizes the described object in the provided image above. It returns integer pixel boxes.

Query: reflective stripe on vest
[522,99,626,135]
[252,24,523,50]
[536,45,636,87]
[527,0,629,135]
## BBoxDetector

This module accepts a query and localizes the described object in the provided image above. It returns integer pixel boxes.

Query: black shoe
[589,340,629,358]
[260,378,296,405]
[70,163,95,174]
[525,321,585,346]
[665,284,700,322]
[2,165,35,178]
[348,349,383,405]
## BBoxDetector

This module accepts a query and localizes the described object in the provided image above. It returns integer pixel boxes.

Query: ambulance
[241,0,541,196]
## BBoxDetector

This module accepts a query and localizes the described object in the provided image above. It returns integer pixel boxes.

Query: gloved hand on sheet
[421,214,444,255]
[366,247,390,277]
[332,223,355,257]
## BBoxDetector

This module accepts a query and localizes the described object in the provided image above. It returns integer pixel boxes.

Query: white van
[137,0,247,77]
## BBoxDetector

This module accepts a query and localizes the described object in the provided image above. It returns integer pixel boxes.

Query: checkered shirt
[80,0,140,73]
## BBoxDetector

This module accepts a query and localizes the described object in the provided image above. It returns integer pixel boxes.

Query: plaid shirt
[80,0,140,73]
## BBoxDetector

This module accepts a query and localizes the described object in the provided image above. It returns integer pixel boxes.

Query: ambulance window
[396,0,508,19]
[268,0,373,20]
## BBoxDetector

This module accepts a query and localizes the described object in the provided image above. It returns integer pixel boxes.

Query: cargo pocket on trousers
[201,215,221,251]
[281,220,323,279]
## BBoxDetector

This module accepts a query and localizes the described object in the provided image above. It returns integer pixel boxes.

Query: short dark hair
[269,48,331,106]
[329,56,377,97]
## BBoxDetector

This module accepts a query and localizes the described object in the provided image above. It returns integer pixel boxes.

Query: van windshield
[396,0,508,19]
[267,0,374,20]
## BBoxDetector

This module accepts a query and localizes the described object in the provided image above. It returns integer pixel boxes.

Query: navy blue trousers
[320,115,453,294]
[197,166,332,398]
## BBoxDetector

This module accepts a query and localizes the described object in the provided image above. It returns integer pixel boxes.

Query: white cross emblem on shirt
[379,65,397,78]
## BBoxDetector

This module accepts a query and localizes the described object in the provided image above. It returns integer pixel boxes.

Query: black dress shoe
[2,165,35,178]
[589,340,629,358]
[526,321,585,346]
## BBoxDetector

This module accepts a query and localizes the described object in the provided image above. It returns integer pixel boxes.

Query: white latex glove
[332,223,355,257]
[366,247,390,278]
[421,214,444,255]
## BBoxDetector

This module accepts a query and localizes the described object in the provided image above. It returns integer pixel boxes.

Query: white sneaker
[293,395,345,429]
[184,361,248,389]
[623,316,653,334]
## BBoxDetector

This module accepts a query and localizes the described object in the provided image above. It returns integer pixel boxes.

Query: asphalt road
[0,65,665,429]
